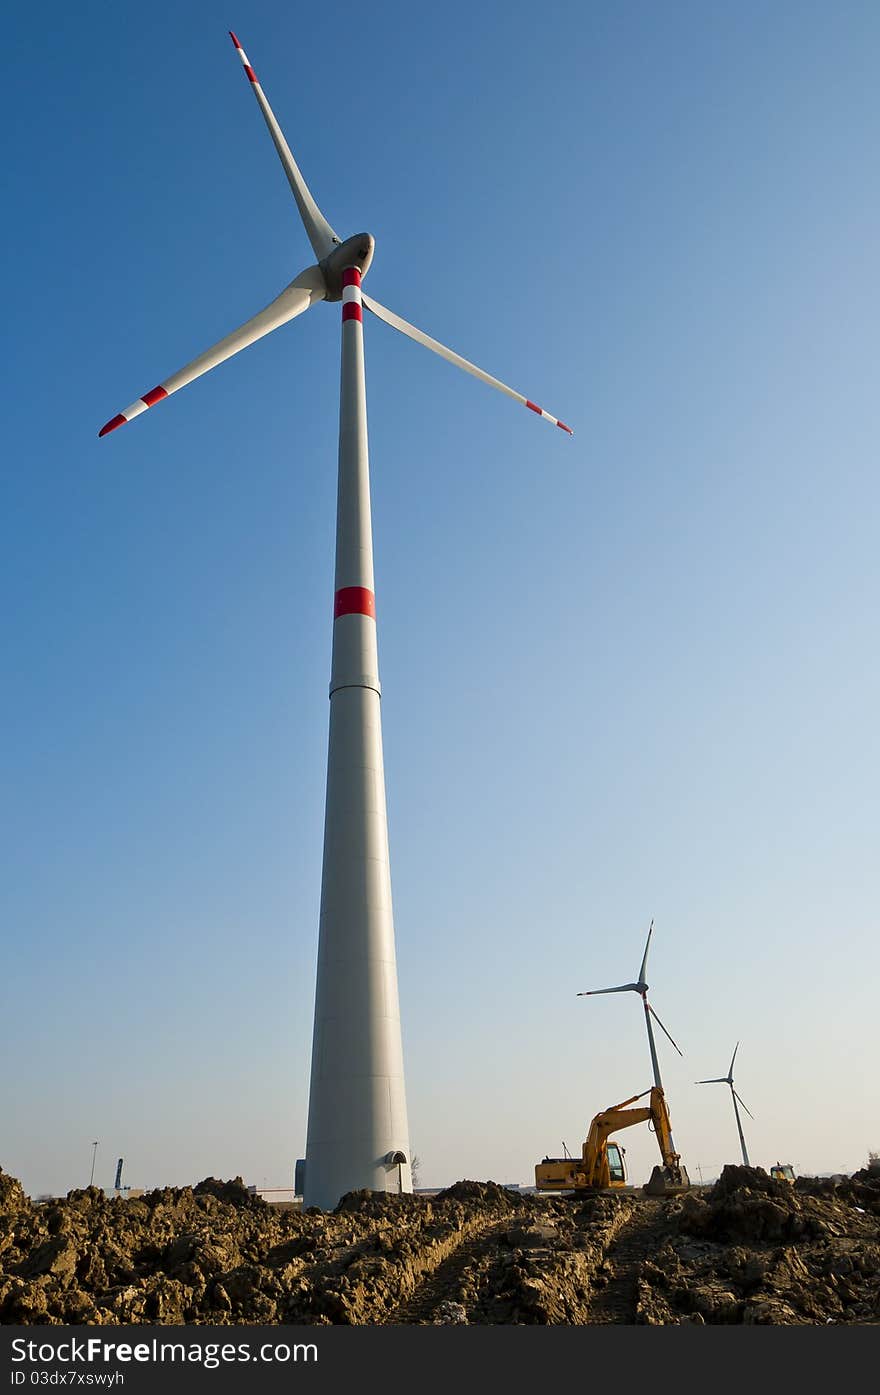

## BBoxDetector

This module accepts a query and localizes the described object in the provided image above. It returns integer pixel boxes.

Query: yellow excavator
[535,1085,691,1196]
[770,1163,796,1185]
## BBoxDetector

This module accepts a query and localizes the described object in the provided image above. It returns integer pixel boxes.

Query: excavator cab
[607,1143,626,1184]
[535,1141,628,1192]
[770,1163,796,1185]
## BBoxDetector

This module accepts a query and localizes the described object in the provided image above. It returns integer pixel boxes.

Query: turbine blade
[733,1090,754,1120]
[695,1077,728,1085]
[229,33,340,261]
[637,918,654,984]
[647,1003,683,1056]
[728,1040,740,1078]
[99,266,324,436]
[361,292,573,434]
[576,983,640,996]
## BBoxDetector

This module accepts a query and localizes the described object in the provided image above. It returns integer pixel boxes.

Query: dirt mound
[0,1170,27,1217]
[434,1181,519,1207]
[634,1164,880,1324]
[191,1177,260,1207]
[334,1188,425,1218]
[795,1170,880,1215]
[0,1165,877,1325]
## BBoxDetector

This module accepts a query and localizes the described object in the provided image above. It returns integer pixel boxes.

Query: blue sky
[3,0,877,1196]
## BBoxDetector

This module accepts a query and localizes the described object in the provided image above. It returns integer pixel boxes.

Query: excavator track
[586,1199,669,1324]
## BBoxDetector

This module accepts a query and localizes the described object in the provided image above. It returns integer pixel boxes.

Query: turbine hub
[320,233,375,300]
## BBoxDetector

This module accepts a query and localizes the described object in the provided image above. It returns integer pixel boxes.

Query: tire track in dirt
[381,1219,510,1324]
[586,1199,668,1323]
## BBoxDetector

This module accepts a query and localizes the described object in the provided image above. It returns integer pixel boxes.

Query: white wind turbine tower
[696,1042,754,1167]
[99,33,572,1210]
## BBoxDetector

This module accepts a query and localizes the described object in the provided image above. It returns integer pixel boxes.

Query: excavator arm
[643,1086,690,1195]
[647,1087,680,1171]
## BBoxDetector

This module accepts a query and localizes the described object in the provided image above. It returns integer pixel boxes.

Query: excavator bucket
[644,1164,691,1197]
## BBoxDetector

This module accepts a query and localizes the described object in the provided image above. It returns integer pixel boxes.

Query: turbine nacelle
[320,234,375,301]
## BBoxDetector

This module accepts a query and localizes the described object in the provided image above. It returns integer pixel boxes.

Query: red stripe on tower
[341,266,363,323]
[334,587,376,619]
[141,386,168,408]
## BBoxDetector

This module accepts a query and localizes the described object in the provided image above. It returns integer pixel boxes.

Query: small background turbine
[696,1042,754,1167]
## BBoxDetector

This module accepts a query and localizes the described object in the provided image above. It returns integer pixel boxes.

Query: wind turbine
[98,33,571,1211]
[696,1042,754,1167]
[577,920,683,1092]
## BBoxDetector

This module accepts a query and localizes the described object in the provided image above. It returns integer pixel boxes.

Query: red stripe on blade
[334,587,375,619]
[229,31,242,49]
[557,420,573,434]
[244,64,258,83]
[342,267,362,288]
[141,386,169,408]
[525,400,542,415]
[342,302,363,323]
[98,414,127,438]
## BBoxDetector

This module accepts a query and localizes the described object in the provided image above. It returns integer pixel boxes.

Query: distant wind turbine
[696,1042,754,1167]
[577,920,683,1091]
[98,32,572,1211]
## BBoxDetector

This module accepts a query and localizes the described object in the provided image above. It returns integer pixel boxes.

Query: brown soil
[1,1165,878,1325]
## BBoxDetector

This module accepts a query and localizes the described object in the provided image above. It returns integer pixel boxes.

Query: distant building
[247,1186,298,1205]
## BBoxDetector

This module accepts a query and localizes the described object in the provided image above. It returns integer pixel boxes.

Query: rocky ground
[1,1165,878,1325]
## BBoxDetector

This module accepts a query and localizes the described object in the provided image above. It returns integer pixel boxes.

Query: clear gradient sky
[3,0,878,1198]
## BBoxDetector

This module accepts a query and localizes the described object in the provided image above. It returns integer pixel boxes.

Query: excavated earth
[1,1165,878,1325]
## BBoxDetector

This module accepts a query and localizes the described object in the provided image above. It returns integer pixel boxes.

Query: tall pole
[643,997,679,1157]
[89,1141,98,1187]
[303,265,412,1210]
[730,1088,750,1166]
[642,997,663,1091]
